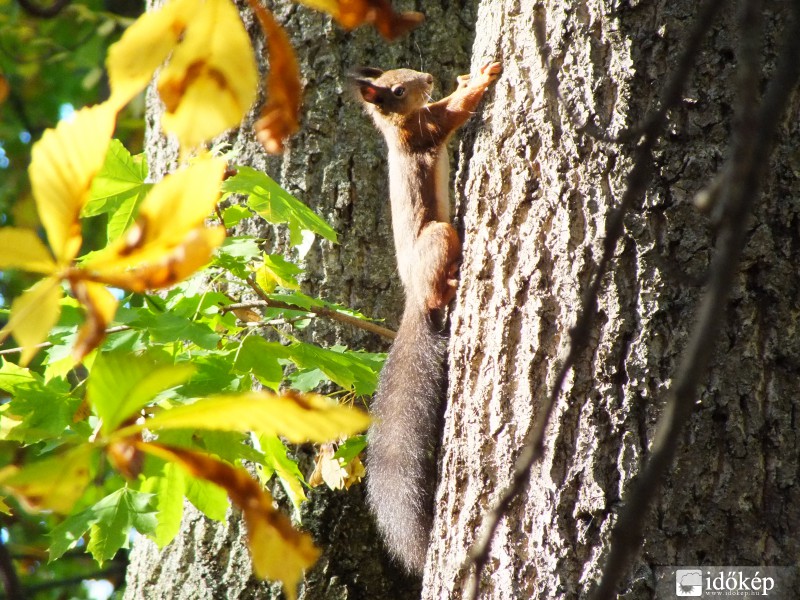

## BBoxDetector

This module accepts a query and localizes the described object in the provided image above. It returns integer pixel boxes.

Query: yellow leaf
[106,0,188,108]
[0,445,95,514]
[157,0,258,149]
[70,281,119,362]
[124,391,370,443]
[0,278,63,366]
[29,103,116,263]
[108,0,257,148]
[0,228,57,274]
[0,497,11,516]
[133,442,319,596]
[82,158,227,291]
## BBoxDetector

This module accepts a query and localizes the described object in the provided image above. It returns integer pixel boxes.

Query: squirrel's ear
[347,68,385,105]
[357,82,383,105]
[349,66,384,80]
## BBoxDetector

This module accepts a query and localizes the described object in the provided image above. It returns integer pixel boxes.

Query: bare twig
[0,326,132,357]
[16,0,70,18]
[0,535,23,600]
[0,562,126,599]
[462,0,727,596]
[591,1,800,597]
[242,276,397,340]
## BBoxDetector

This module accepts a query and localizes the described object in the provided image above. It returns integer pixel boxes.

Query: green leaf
[185,475,228,522]
[132,312,221,350]
[85,140,148,215]
[0,359,42,392]
[88,351,195,434]
[140,462,186,548]
[257,434,306,510]
[0,361,78,443]
[221,204,251,228]
[255,254,301,292]
[172,352,245,399]
[233,337,381,395]
[84,139,151,240]
[50,503,104,561]
[232,336,286,391]
[333,434,367,465]
[212,236,262,279]
[283,342,380,396]
[223,166,337,245]
[288,368,327,392]
[106,189,149,242]
[197,430,264,464]
[86,488,157,564]
[166,290,231,319]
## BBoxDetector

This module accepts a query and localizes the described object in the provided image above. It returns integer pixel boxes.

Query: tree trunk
[425,0,800,599]
[123,1,480,598]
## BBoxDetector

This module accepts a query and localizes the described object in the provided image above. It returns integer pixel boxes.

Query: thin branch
[0,535,24,600]
[242,276,396,340]
[16,0,70,18]
[4,563,126,598]
[0,326,131,357]
[591,1,800,597]
[461,0,727,596]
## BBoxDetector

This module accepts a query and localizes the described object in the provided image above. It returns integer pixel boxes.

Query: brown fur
[350,62,501,573]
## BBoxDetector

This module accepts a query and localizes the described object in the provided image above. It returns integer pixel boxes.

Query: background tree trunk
[425,0,800,599]
[124,0,482,598]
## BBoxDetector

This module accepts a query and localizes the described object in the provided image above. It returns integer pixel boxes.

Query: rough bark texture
[123,1,480,599]
[424,0,800,599]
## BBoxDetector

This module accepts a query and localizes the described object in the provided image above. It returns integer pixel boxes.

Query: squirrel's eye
[392,86,406,97]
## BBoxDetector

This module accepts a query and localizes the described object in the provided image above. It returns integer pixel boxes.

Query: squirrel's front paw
[460,61,502,91]
[478,61,502,84]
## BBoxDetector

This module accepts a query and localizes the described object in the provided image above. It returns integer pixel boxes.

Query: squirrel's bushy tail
[366,303,447,574]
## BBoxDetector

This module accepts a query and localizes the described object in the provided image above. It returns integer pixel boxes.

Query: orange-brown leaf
[294,0,424,40]
[248,0,302,154]
[131,442,319,597]
[107,438,146,480]
[69,280,119,362]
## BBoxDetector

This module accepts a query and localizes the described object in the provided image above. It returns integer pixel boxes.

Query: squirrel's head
[348,67,434,117]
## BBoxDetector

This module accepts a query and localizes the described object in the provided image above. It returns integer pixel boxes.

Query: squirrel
[350,61,502,574]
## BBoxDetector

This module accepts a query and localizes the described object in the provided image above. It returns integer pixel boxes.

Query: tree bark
[425,0,800,599]
[124,1,479,598]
